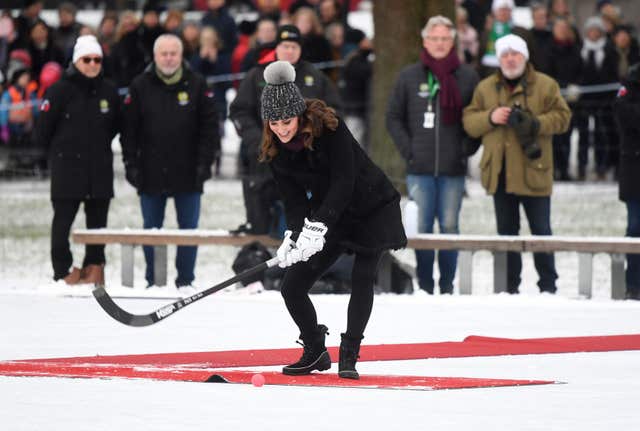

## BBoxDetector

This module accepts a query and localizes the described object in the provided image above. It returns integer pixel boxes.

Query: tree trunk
[370,0,455,193]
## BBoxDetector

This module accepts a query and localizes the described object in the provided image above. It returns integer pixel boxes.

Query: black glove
[196,164,212,186]
[125,165,140,189]
[508,106,541,159]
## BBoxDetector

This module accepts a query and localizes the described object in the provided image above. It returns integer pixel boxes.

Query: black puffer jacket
[269,119,407,254]
[386,62,479,176]
[35,67,120,200]
[121,64,220,195]
[613,81,640,202]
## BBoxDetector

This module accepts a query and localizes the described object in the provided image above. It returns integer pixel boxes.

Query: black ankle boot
[282,324,332,375]
[338,333,362,379]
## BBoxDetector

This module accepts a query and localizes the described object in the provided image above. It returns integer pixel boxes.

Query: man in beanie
[386,16,479,295]
[121,34,219,290]
[613,63,640,300]
[463,34,571,295]
[259,61,406,379]
[229,23,342,236]
[34,35,120,285]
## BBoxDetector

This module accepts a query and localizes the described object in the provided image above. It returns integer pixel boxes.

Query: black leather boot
[338,333,362,379]
[282,324,331,375]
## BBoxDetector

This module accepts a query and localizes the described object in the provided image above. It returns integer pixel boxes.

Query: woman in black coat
[259,61,407,379]
[35,35,120,285]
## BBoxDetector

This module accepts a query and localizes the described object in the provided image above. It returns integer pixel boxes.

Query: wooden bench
[72,229,640,299]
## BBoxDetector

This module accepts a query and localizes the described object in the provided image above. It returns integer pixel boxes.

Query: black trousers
[51,198,110,280]
[280,242,383,340]
[492,173,558,292]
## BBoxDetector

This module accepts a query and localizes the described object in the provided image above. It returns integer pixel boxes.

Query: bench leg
[578,252,593,299]
[121,244,134,288]
[458,251,473,295]
[154,245,168,287]
[493,251,507,294]
[611,253,626,300]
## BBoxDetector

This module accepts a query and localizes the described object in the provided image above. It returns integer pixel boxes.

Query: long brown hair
[259,99,338,162]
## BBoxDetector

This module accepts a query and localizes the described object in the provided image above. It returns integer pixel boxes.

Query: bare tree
[370,0,455,191]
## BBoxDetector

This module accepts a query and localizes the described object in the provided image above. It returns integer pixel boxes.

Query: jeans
[407,174,465,293]
[140,192,201,286]
[493,177,558,293]
[51,198,110,280]
[626,200,640,294]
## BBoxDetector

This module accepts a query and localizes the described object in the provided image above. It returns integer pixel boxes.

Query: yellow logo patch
[99,99,109,113]
[177,91,189,106]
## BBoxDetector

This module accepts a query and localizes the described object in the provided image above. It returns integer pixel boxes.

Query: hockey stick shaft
[92,256,280,327]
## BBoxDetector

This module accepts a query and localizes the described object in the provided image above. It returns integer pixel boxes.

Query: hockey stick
[92,256,281,327]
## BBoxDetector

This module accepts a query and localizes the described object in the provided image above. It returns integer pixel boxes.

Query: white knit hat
[72,35,103,64]
[492,0,515,12]
[495,34,529,60]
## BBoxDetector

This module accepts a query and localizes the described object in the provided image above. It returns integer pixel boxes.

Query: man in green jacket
[463,34,571,294]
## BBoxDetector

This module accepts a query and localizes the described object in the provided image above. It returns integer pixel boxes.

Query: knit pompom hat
[260,61,306,121]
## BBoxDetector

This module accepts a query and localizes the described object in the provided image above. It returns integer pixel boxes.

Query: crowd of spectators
[0,0,371,174]
[0,0,639,298]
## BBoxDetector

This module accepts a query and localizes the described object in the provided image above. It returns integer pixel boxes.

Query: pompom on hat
[72,35,103,64]
[495,34,529,61]
[260,61,306,121]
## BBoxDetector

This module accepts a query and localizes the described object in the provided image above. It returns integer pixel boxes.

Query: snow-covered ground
[1,134,639,430]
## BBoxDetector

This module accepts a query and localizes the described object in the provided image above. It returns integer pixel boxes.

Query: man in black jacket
[121,34,219,289]
[386,16,479,294]
[229,24,342,236]
[35,35,120,285]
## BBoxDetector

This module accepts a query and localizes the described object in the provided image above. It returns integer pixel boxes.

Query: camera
[507,103,541,160]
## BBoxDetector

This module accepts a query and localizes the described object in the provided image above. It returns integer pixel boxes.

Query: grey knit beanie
[260,61,306,121]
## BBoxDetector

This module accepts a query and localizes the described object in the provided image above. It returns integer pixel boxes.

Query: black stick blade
[91,257,280,327]
[93,286,157,327]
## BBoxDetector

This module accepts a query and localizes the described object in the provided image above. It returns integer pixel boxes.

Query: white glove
[294,218,328,261]
[276,230,297,268]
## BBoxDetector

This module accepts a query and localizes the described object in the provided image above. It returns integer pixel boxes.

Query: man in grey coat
[386,15,479,294]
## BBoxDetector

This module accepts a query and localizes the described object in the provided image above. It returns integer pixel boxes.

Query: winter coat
[269,119,407,254]
[613,82,640,202]
[462,64,571,196]
[580,40,618,103]
[35,67,120,200]
[200,7,238,56]
[121,64,220,195]
[386,61,480,176]
[229,59,342,176]
[189,51,232,122]
[548,40,583,87]
[341,48,373,117]
[110,25,163,88]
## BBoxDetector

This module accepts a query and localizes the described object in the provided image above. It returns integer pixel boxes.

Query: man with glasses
[35,35,120,285]
[121,34,219,290]
[386,16,479,295]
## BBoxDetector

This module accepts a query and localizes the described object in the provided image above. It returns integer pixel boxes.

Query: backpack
[231,241,272,286]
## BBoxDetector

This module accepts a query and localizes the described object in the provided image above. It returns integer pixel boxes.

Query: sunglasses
[81,57,102,64]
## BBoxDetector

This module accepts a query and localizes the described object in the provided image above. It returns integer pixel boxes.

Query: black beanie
[276,25,302,46]
[260,61,306,121]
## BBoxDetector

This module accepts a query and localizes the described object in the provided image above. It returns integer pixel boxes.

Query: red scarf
[420,48,462,125]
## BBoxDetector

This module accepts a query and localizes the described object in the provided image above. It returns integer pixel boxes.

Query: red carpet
[0,362,553,390]
[1,334,637,389]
